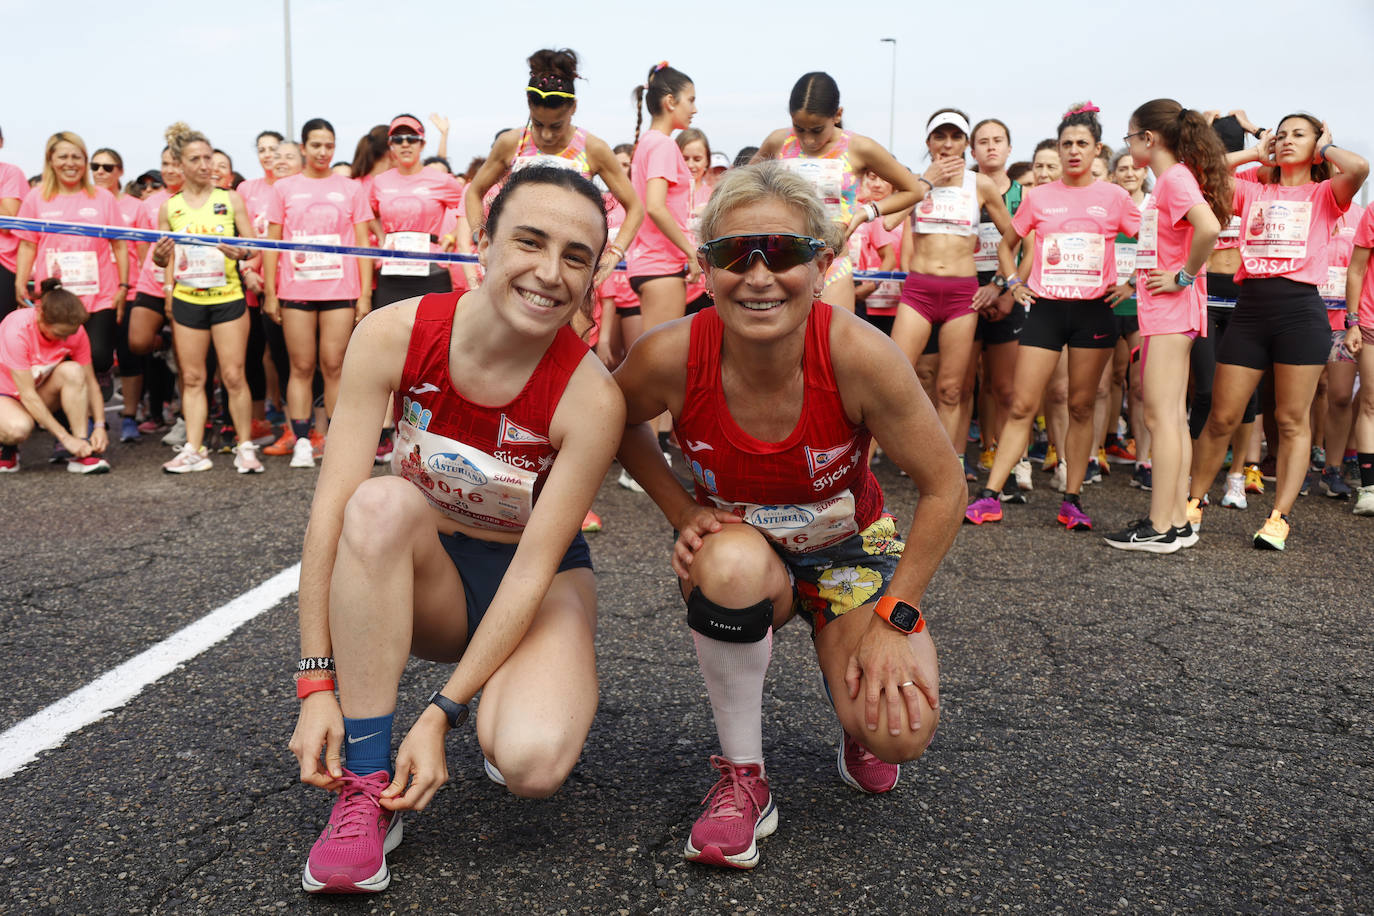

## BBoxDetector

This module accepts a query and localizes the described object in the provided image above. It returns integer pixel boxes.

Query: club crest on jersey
[401,396,432,431]
[428,451,488,487]
[805,438,856,477]
[498,415,549,447]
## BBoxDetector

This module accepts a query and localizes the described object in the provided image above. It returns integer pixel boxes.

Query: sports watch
[428,691,470,730]
[874,596,925,634]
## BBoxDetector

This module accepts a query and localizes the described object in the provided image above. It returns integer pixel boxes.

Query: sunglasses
[389,134,423,146]
[91,162,119,172]
[698,234,827,273]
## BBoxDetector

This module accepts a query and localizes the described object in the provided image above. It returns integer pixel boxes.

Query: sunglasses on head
[389,134,423,146]
[526,85,576,101]
[91,162,119,172]
[697,234,827,273]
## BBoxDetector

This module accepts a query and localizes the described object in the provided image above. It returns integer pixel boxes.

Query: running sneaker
[999,481,1027,504]
[375,436,394,466]
[1244,464,1265,494]
[1353,485,1374,516]
[311,430,326,459]
[263,429,297,456]
[68,455,111,474]
[1013,458,1033,492]
[291,435,317,469]
[617,468,645,493]
[962,456,979,481]
[1096,448,1111,476]
[1343,452,1359,478]
[1103,518,1179,554]
[1311,445,1326,467]
[50,441,73,464]
[233,441,265,474]
[1057,500,1092,531]
[0,446,17,473]
[1085,459,1102,485]
[963,495,1003,525]
[301,768,403,894]
[837,730,898,794]
[162,444,212,474]
[1299,470,1314,497]
[978,444,996,471]
[1220,473,1248,509]
[1258,456,1278,483]
[484,757,507,786]
[1105,441,1137,464]
[1042,444,1058,472]
[161,416,187,448]
[1172,522,1199,548]
[1187,497,1203,532]
[1252,511,1289,551]
[1131,464,1153,491]
[967,420,981,443]
[581,509,603,533]
[1052,463,1067,493]
[1028,438,1048,463]
[683,756,777,870]
[137,418,162,435]
[1320,466,1352,500]
[119,415,140,443]
[249,418,276,443]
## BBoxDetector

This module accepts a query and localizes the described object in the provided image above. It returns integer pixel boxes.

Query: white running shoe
[1013,458,1033,492]
[162,443,211,474]
[233,441,265,474]
[1354,485,1374,517]
[1220,472,1247,509]
[161,416,187,448]
[617,468,645,493]
[290,435,316,468]
[1052,462,1067,493]
[483,757,507,786]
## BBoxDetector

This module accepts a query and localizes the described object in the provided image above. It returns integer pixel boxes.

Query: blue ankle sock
[290,419,311,439]
[342,713,394,776]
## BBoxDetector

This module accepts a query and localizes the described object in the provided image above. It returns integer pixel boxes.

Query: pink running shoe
[1056,499,1093,531]
[684,755,777,870]
[837,730,899,794]
[963,495,1003,525]
[302,769,403,894]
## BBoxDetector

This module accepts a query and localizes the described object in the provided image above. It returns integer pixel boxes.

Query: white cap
[926,111,971,138]
[710,151,730,170]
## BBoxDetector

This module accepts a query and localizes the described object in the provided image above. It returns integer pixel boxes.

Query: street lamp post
[283,0,295,135]
[880,38,897,151]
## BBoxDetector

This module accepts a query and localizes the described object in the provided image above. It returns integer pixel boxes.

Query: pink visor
[388,115,424,137]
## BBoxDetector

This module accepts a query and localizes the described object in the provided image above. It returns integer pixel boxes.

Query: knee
[1274,411,1309,439]
[1067,397,1095,425]
[319,355,345,378]
[179,365,206,389]
[934,378,964,408]
[339,478,427,560]
[691,527,780,603]
[1007,396,1037,422]
[1046,383,1068,406]
[54,361,86,388]
[219,364,247,390]
[847,704,939,765]
[489,734,580,799]
[0,412,35,444]
[1328,390,1353,412]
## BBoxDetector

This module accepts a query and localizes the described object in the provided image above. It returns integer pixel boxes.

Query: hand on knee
[846,701,938,764]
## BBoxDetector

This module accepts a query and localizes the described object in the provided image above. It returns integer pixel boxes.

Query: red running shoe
[838,730,899,793]
[684,756,777,870]
[302,769,403,894]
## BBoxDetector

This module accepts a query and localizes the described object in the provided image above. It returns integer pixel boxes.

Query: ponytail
[631,62,692,150]
[37,278,89,326]
[1131,98,1232,225]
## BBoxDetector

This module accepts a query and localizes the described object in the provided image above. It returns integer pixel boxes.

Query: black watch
[428,691,470,729]
[1346,313,1360,330]
[990,273,1007,289]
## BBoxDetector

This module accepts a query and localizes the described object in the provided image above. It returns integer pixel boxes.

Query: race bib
[1242,200,1312,261]
[1319,265,1348,303]
[974,222,1002,271]
[391,420,537,531]
[711,490,859,554]
[1041,233,1105,289]
[865,280,901,316]
[290,233,344,282]
[511,154,580,175]
[1135,209,1159,269]
[380,230,430,277]
[782,159,845,222]
[1114,243,1138,285]
[174,245,227,289]
[914,184,977,235]
[1218,214,1241,241]
[46,249,99,297]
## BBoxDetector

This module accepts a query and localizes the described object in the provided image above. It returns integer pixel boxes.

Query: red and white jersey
[391,293,588,532]
[673,303,883,554]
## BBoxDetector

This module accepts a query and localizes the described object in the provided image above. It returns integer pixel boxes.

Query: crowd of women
[1,46,1370,892]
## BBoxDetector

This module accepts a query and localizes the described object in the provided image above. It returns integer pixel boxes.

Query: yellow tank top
[166,188,243,304]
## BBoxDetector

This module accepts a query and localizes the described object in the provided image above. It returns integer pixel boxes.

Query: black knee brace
[686,587,772,643]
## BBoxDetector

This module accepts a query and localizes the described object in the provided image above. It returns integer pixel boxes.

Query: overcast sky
[4,0,1372,201]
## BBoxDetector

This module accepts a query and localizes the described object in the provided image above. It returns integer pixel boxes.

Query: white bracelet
[864,202,880,223]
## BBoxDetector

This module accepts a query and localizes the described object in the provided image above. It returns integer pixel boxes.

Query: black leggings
[245,306,267,401]
[0,264,17,321]
[1190,306,1259,439]
[85,309,117,376]
[115,305,144,379]
[263,315,291,401]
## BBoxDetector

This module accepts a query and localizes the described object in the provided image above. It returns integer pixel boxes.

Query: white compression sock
[692,629,773,766]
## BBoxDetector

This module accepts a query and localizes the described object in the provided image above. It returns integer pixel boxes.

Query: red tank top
[673,303,883,554]
[391,292,588,532]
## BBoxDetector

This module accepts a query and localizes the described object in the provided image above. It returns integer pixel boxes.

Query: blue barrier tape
[0,216,913,281]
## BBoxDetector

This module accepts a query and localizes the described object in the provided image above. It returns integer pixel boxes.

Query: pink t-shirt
[15,186,125,312]
[1137,163,1207,330]
[0,162,29,272]
[0,307,91,397]
[854,219,903,317]
[369,169,465,245]
[1012,179,1141,300]
[133,189,172,297]
[1234,175,1348,285]
[628,130,691,278]
[116,194,141,229]
[1352,205,1374,328]
[270,173,374,301]
[237,177,283,239]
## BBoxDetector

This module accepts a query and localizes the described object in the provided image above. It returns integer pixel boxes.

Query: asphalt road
[1,426,1370,915]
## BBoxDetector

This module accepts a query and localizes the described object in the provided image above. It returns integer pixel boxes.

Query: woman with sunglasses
[89,147,145,441]
[289,166,622,894]
[464,48,643,288]
[14,132,129,393]
[613,163,962,870]
[892,109,1015,451]
[965,103,1141,532]
[261,117,375,470]
[238,130,291,445]
[753,72,921,312]
[1186,111,1368,550]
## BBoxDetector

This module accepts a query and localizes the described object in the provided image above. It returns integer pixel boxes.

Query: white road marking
[0,564,301,780]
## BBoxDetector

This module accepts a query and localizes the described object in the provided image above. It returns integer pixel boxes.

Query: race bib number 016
[711,491,858,554]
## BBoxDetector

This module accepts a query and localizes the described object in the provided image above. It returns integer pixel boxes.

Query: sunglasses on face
[389,134,422,146]
[697,234,827,273]
[91,162,119,172]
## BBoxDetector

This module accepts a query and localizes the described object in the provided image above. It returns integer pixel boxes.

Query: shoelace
[847,735,883,768]
[700,755,758,822]
[330,773,388,839]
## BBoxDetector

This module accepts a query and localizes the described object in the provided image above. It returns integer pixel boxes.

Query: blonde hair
[697,162,838,249]
[41,132,94,200]
[165,121,211,164]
